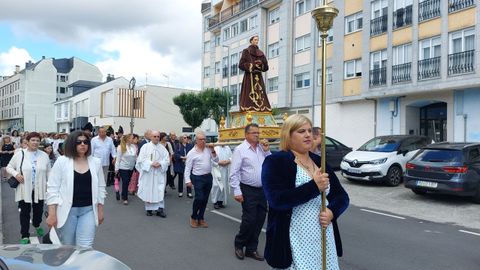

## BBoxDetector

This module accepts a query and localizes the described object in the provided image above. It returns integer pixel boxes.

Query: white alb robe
[135,142,170,207]
[211,145,232,205]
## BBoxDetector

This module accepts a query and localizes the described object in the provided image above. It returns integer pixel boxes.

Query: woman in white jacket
[7,132,51,244]
[46,130,106,248]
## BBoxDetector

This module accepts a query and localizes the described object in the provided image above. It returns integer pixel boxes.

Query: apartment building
[0,57,102,132]
[201,0,479,148]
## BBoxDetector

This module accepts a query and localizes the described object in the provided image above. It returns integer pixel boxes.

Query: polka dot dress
[281,165,339,270]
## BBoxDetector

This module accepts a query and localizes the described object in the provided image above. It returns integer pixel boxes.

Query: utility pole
[129,77,136,134]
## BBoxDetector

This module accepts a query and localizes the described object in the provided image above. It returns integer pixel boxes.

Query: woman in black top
[1,136,15,180]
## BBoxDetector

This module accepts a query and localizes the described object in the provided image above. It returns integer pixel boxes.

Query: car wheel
[412,188,427,195]
[385,165,402,186]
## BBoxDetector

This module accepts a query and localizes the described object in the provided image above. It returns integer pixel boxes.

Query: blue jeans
[58,206,96,248]
[118,169,133,200]
[191,173,212,221]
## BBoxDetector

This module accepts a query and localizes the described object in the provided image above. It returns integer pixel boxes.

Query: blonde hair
[280,114,313,151]
[120,134,133,153]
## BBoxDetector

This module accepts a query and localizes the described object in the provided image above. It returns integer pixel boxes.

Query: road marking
[360,209,406,220]
[211,210,266,233]
[29,237,40,244]
[459,230,480,237]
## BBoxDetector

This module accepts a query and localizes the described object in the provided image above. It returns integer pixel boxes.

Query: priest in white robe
[135,131,170,217]
[211,145,232,209]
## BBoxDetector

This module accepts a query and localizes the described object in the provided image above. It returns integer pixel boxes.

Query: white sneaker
[178,192,183,197]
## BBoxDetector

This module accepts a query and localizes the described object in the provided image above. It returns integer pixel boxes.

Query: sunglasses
[75,140,90,145]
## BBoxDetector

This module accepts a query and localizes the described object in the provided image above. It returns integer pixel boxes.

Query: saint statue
[238,35,272,112]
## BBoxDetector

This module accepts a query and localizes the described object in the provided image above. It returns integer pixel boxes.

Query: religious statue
[238,35,272,112]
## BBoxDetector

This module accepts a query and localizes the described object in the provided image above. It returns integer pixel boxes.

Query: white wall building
[0,57,102,133]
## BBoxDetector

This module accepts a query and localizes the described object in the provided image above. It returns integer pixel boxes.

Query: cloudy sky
[0,0,203,89]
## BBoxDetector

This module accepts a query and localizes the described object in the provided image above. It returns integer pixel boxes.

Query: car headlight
[369,158,387,165]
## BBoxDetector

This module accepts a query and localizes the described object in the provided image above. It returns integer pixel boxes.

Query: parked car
[341,135,431,186]
[0,244,131,270]
[404,142,480,203]
[323,136,353,170]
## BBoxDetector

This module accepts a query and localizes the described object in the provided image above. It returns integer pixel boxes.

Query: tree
[199,88,229,125]
[173,92,208,130]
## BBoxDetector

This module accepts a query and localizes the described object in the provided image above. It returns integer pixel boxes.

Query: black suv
[404,142,480,203]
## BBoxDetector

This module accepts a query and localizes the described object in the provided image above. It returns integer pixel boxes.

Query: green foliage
[173,88,229,129]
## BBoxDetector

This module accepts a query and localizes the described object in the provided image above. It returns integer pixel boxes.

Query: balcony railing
[370,67,387,87]
[222,67,229,78]
[419,0,441,21]
[392,62,412,83]
[230,64,238,76]
[370,15,388,36]
[418,57,441,80]
[208,0,262,29]
[449,0,475,12]
[448,50,475,75]
[393,5,412,29]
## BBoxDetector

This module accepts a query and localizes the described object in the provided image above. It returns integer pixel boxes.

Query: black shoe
[213,203,220,210]
[146,210,153,216]
[217,201,225,208]
[156,208,167,218]
[115,192,120,201]
[235,247,245,260]
[245,251,264,261]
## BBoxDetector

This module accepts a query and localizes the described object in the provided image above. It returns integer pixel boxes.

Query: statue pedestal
[219,111,281,142]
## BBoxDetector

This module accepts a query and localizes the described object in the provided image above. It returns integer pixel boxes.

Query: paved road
[2,178,480,269]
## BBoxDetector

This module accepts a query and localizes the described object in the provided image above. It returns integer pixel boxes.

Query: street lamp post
[312,2,338,269]
[129,77,136,134]
[222,45,230,126]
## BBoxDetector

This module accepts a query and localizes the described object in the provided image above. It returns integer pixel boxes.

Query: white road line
[29,236,40,244]
[211,210,266,233]
[360,209,406,220]
[459,230,480,237]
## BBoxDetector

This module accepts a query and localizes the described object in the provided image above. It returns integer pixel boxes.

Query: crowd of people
[0,114,350,269]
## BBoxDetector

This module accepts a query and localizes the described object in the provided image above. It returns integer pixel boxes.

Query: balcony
[222,67,229,78]
[230,64,238,76]
[369,67,387,87]
[448,0,475,12]
[418,57,441,80]
[419,0,441,21]
[393,5,412,29]
[208,0,262,30]
[448,50,475,75]
[392,62,412,84]
[370,15,388,36]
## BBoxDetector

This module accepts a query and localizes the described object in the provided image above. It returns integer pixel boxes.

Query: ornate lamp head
[220,116,226,130]
[311,5,339,33]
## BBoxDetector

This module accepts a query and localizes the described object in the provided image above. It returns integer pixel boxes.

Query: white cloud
[0,47,34,76]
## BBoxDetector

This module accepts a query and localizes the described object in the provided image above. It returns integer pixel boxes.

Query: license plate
[416,181,438,188]
[348,168,362,174]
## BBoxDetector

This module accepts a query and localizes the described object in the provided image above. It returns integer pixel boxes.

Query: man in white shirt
[91,127,117,183]
[184,130,218,228]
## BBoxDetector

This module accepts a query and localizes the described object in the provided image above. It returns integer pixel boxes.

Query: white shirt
[184,146,219,184]
[115,144,137,171]
[91,136,117,166]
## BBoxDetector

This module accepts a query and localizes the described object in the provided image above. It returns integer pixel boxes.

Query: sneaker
[20,238,30,244]
[187,193,193,199]
[35,227,45,237]
[123,200,128,205]
[178,192,183,197]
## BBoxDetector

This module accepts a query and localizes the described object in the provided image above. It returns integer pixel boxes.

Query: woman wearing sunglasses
[46,130,107,248]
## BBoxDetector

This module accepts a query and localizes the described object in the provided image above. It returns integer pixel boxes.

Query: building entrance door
[420,102,447,142]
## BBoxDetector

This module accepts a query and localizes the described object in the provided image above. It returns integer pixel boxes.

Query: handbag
[114,174,120,192]
[8,150,24,189]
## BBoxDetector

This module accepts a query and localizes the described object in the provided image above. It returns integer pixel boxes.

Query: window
[344,59,362,79]
[345,12,363,34]
[371,0,388,19]
[295,34,311,53]
[449,28,475,54]
[231,23,239,37]
[317,67,333,85]
[392,43,412,65]
[268,77,279,92]
[56,106,61,118]
[318,29,333,44]
[203,66,210,78]
[222,57,229,78]
[214,34,221,47]
[268,42,280,58]
[296,0,312,16]
[59,87,66,94]
[370,49,388,70]
[248,15,258,30]
[223,27,231,41]
[133,97,141,110]
[204,41,210,53]
[230,53,238,76]
[215,62,221,74]
[240,19,248,33]
[230,84,238,106]
[419,36,441,60]
[295,72,311,89]
[269,7,280,24]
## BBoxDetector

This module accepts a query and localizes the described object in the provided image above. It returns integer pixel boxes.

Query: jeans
[191,173,212,221]
[58,206,96,248]
[177,173,192,194]
[118,169,133,200]
[18,191,43,238]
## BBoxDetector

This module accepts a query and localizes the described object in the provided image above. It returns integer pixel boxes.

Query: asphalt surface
[2,179,480,270]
